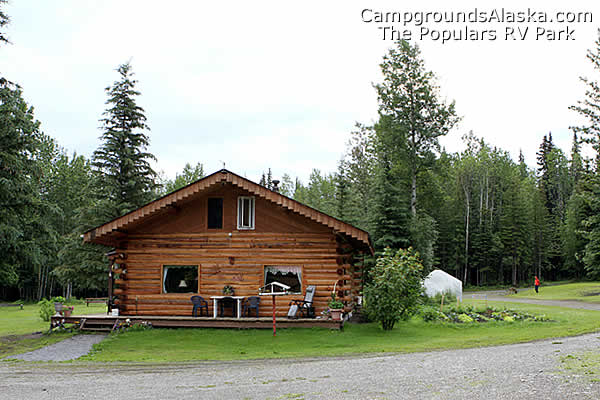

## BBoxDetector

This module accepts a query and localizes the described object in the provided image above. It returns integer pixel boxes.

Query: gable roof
[83,169,373,253]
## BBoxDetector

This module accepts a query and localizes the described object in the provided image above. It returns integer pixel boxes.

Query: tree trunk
[512,256,517,286]
[463,186,470,285]
[411,169,417,217]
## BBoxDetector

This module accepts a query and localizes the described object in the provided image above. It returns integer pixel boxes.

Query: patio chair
[243,296,261,317]
[287,285,316,319]
[190,295,209,317]
[219,296,237,317]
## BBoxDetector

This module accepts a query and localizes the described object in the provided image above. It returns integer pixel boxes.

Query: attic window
[237,196,255,229]
[207,198,223,229]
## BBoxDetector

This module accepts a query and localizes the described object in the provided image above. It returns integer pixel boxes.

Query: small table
[210,296,245,319]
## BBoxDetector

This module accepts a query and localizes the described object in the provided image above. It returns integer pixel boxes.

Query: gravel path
[10,334,106,361]
[1,333,599,399]
[465,291,600,311]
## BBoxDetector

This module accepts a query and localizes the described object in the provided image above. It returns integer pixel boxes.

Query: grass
[0,302,107,336]
[511,282,600,303]
[464,280,576,292]
[560,350,600,382]
[0,302,106,359]
[80,299,600,363]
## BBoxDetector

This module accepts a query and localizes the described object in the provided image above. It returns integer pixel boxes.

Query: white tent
[423,270,463,302]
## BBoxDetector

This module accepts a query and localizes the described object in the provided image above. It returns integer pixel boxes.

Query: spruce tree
[569,31,600,277]
[0,0,9,45]
[92,62,157,214]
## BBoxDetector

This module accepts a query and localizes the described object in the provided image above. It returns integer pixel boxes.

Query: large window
[163,265,198,293]
[237,196,255,229]
[264,266,301,294]
[207,198,223,229]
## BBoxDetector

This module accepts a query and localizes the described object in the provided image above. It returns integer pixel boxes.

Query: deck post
[272,294,276,336]
[107,260,114,315]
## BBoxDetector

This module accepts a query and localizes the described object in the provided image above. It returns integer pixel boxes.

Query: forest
[2,4,600,300]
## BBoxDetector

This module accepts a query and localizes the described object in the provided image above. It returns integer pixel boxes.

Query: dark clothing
[535,285,539,293]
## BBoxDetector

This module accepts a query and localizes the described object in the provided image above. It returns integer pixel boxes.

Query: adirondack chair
[287,285,316,319]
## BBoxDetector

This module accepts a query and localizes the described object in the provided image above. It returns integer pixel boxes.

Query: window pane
[264,266,301,293]
[238,197,254,229]
[163,265,198,293]
[207,198,223,229]
[243,198,250,226]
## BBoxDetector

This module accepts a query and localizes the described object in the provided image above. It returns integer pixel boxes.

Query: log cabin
[83,169,373,318]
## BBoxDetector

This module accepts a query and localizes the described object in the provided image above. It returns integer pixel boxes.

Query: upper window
[163,265,198,294]
[237,196,255,229]
[207,198,223,229]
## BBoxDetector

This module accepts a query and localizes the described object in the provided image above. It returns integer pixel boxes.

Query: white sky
[1,1,599,183]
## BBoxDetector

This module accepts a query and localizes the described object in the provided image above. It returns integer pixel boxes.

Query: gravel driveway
[1,332,599,399]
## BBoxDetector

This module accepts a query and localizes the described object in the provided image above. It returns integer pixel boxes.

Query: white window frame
[237,196,255,230]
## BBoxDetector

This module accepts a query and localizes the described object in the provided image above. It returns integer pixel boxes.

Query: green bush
[38,299,54,321]
[420,306,445,322]
[457,313,474,323]
[364,247,424,330]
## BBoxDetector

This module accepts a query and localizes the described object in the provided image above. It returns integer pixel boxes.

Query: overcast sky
[2,1,600,183]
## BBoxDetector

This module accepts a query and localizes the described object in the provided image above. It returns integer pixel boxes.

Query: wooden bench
[85,297,108,306]
[0,303,24,310]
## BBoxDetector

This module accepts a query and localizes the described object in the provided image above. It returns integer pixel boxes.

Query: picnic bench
[0,303,23,310]
[85,297,108,306]
[0,303,24,310]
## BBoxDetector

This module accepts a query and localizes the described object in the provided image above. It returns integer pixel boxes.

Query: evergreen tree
[335,160,350,222]
[0,0,9,45]
[0,81,58,298]
[374,40,459,217]
[92,62,157,214]
[570,30,600,166]
[370,153,410,251]
[279,173,294,197]
[569,30,600,278]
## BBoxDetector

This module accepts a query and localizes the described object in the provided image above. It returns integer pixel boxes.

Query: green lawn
[3,298,600,363]
[0,303,107,336]
[511,282,600,303]
[81,299,600,362]
[0,302,106,359]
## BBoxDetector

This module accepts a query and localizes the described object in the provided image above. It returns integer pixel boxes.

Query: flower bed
[420,305,552,323]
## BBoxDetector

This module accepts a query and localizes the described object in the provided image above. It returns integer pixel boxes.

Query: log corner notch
[106,250,127,315]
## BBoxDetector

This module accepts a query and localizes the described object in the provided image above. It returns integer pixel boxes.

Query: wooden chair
[243,296,261,317]
[288,285,316,318]
[190,295,209,317]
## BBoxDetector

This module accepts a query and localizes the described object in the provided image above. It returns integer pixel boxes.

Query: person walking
[534,276,540,294]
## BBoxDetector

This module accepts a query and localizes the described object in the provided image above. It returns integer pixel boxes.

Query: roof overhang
[83,169,373,254]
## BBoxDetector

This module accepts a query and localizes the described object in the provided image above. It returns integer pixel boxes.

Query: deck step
[80,327,112,332]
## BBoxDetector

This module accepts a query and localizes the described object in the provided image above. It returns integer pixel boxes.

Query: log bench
[0,303,24,310]
[85,297,109,306]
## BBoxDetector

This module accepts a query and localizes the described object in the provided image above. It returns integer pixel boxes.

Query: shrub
[38,299,54,321]
[364,247,424,330]
[457,313,474,323]
[420,306,445,322]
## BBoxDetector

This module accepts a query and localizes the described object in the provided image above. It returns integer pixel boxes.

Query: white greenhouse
[423,269,463,302]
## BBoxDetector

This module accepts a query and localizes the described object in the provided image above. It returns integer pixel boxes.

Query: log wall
[112,183,361,317]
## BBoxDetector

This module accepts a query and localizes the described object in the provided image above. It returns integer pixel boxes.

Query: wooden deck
[51,314,344,331]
